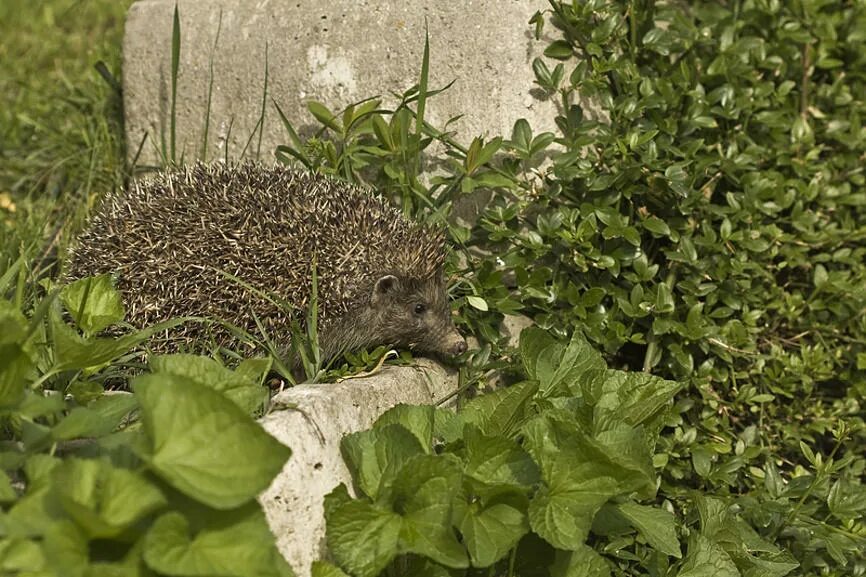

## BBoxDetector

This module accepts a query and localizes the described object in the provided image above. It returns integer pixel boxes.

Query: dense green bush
[277,0,866,574]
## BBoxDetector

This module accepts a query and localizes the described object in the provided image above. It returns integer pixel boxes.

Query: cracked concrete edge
[257,358,458,576]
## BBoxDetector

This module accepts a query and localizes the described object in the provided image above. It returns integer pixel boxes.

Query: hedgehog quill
[66,162,467,364]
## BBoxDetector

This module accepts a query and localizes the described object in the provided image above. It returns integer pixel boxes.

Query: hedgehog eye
[414,303,427,315]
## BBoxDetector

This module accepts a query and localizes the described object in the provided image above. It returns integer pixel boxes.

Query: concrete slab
[122,0,558,167]
[258,359,458,576]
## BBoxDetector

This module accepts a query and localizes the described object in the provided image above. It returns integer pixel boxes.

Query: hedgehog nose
[452,339,467,355]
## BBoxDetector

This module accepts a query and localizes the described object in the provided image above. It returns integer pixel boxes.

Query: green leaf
[341,424,425,500]
[466,295,489,311]
[52,458,166,539]
[0,538,45,573]
[133,373,291,509]
[544,40,573,60]
[593,370,681,428]
[528,482,612,551]
[550,544,611,577]
[813,264,828,289]
[523,417,652,550]
[42,520,89,576]
[511,118,532,151]
[460,380,537,437]
[643,216,671,236]
[0,344,30,410]
[60,274,125,335]
[655,283,675,314]
[459,502,528,567]
[149,354,269,414]
[677,534,739,577]
[51,407,118,441]
[391,454,468,569]
[520,329,606,396]
[0,470,16,503]
[324,485,401,577]
[307,101,341,131]
[614,502,681,558]
[373,404,434,453]
[463,425,539,488]
[143,506,295,577]
[0,301,31,409]
[50,307,184,372]
[311,561,350,577]
[545,331,607,395]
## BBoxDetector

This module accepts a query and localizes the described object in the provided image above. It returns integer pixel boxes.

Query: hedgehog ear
[372,274,399,305]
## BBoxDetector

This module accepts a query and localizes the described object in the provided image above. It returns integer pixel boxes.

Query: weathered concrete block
[122,0,557,167]
[258,359,457,576]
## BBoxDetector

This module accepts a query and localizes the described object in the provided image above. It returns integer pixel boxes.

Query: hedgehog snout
[443,331,468,356]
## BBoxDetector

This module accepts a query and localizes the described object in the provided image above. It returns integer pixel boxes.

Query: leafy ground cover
[1,0,865,576]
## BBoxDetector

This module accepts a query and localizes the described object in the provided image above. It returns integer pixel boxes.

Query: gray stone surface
[123,0,558,167]
[258,359,457,576]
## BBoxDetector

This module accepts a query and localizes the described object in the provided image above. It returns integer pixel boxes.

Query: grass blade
[170,3,181,164]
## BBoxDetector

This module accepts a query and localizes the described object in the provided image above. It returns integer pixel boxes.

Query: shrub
[278,0,866,574]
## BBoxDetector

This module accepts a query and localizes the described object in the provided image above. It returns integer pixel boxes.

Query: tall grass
[0,0,133,288]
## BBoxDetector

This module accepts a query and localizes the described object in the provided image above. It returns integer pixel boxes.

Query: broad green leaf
[0,344,30,410]
[391,454,468,569]
[460,380,537,437]
[311,561,350,577]
[52,458,166,538]
[433,407,463,444]
[42,520,89,576]
[149,354,269,414]
[50,307,184,372]
[520,329,606,396]
[545,331,606,395]
[60,274,125,335]
[0,538,45,573]
[528,480,615,551]
[463,425,539,489]
[519,326,558,380]
[614,502,681,558]
[341,424,425,500]
[324,485,401,577]
[677,534,739,577]
[88,392,139,428]
[459,502,528,567]
[0,301,30,409]
[593,370,681,428]
[550,544,611,577]
[143,506,294,577]
[373,404,434,452]
[234,357,274,387]
[133,374,291,509]
[4,487,60,538]
[524,417,654,550]
[51,407,119,441]
[511,118,532,151]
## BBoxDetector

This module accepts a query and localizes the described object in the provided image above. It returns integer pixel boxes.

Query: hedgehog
[65,162,467,365]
